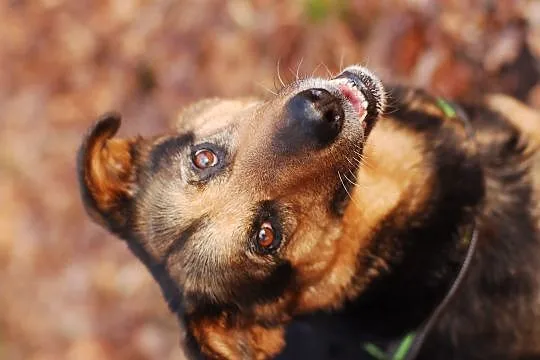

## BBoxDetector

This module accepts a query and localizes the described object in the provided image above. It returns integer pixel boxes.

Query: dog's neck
[347,217,477,337]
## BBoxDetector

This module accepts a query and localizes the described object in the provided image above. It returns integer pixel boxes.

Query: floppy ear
[77,112,143,236]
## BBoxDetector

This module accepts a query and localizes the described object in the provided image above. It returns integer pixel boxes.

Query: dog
[77,65,540,359]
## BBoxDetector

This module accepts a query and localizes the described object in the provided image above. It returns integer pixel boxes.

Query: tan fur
[191,315,285,360]
[486,94,540,145]
[176,98,261,135]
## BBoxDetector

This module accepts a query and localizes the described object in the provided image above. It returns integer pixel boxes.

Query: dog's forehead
[175,98,263,137]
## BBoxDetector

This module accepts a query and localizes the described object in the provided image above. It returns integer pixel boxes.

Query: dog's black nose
[281,88,344,151]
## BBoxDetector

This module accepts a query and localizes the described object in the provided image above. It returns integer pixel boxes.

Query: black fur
[419,104,539,360]
[149,133,194,174]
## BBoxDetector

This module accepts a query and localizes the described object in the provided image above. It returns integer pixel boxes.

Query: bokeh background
[1,0,539,359]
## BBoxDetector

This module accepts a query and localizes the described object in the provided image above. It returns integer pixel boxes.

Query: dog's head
[77,64,484,358]
[78,65,385,311]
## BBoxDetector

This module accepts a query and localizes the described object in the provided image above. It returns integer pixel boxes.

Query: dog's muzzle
[273,65,385,155]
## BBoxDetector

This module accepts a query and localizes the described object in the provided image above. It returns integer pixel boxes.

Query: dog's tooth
[362,100,368,109]
[360,110,367,122]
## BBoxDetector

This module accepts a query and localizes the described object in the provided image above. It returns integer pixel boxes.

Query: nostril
[307,89,343,127]
[324,106,342,124]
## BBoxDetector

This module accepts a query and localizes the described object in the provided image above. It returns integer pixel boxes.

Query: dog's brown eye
[257,222,275,248]
[193,149,218,169]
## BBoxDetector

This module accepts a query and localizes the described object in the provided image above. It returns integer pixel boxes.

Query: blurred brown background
[1,0,539,359]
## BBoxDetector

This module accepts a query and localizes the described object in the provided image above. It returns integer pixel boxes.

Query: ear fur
[77,112,142,236]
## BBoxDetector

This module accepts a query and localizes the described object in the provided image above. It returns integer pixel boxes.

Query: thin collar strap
[402,223,479,360]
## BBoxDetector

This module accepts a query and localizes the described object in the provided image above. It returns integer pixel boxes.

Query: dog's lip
[330,74,369,127]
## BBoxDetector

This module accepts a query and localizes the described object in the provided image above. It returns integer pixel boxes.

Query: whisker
[296,57,304,80]
[352,148,365,159]
[338,171,362,210]
[321,62,334,78]
[311,62,324,77]
[345,155,356,168]
[339,50,345,73]
[350,153,362,163]
[352,149,363,163]
[384,106,400,115]
[276,58,285,87]
[288,67,297,79]
[342,172,358,186]
[256,82,277,96]
[352,147,374,171]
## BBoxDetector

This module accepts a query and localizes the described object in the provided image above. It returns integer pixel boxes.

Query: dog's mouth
[337,77,368,124]
[332,66,385,136]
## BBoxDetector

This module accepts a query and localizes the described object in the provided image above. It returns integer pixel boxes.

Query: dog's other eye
[257,222,279,250]
[192,149,218,169]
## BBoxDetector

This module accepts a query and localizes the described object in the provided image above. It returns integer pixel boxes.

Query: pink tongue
[338,84,366,118]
